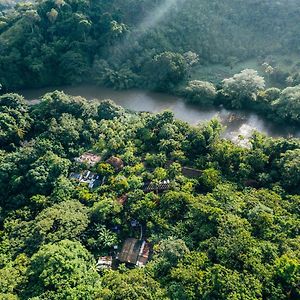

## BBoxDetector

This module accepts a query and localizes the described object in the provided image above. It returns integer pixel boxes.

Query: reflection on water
[18,84,300,140]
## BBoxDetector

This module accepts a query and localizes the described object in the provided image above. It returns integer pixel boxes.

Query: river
[18,84,300,142]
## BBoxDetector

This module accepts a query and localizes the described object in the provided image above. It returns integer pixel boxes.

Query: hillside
[1,0,300,90]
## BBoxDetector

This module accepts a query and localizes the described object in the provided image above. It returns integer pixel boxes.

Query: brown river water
[18,84,300,141]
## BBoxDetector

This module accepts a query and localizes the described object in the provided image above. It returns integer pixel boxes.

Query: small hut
[143,180,171,193]
[69,170,101,189]
[96,256,113,270]
[181,167,202,178]
[74,152,102,166]
[116,238,150,267]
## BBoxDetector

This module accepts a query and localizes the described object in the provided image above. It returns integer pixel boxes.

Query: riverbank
[16,84,300,141]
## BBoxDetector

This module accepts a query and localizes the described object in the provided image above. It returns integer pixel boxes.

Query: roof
[69,172,82,180]
[117,238,142,264]
[96,256,113,270]
[106,156,124,171]
[75,152,101,166]
[117,238,150,266]
[244,179,259,188]
[69,170,101,189]
[143,180,171,193]
[136,241,151,267]
[182,167,202,178]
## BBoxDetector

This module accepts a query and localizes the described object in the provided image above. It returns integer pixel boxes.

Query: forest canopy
[0,91,299,299]
[0,1,300,299]
[1,0,300,91]
[1,0,300,125]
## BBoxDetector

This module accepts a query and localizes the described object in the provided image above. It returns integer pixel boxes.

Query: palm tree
[96,225,117,249]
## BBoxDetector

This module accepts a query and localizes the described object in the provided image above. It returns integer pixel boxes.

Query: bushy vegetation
[0,0,300,125]
[0,0,299,91]
[180,70,300,125]
[0,92,299,299]
[0,1,299,298]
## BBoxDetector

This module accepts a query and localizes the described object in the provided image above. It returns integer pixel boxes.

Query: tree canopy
[0,1,299,299]
[0,92,298,299]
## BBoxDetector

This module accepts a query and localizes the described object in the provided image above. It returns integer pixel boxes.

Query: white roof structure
[75,152,102,166]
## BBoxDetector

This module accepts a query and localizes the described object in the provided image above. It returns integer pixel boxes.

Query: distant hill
[1,0,300,90]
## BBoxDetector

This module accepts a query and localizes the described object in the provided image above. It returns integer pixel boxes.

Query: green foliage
[0,1,300,298]
[26,151,70,194]
[0,254,29,299]
[31,91,94,123]
[0,89,299,299]
[97,162,114,177]
[159,191,195,223]
[33,200,89,244]
[200,264,263,300]
[0,93,32,149]
[152,238,192,285]
[276,149,300,191]
[93,59,139,90]
[168,251,208,299]
[275,254,300,298]
[221,69,266,108]
[200,168,222,191]
[91,197,122,225]
[273,85,300,123]
[146,51,187,91]
[97,99,125,120]
[95,225,117,250]
[183,80,217,106]
[98,268,168,300]
[26,239,100,299]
